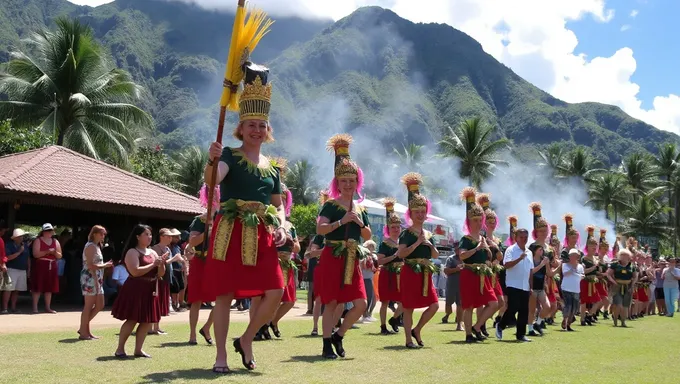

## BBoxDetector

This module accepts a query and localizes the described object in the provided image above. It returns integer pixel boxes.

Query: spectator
[662,258,680,317]
[442,251,464,330]
[361,240,378,323]
[2,228,30,313]
[78,225,112,340]
[31,223,62,314]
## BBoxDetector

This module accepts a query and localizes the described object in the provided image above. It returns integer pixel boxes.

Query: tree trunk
[56,128,66,146]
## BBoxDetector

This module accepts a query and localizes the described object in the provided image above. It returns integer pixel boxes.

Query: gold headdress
[238,63,272,122]
[599,229,609,247]
[529,202,548,230]
[401,173,428,211]
[327,134,359,178]
[550,224,559,243]
[383,197,402,225]
[477,193,497,222]
[585,225,597,244]
[508,215,518,236]
[564,214,578,236]
[460,187,483,219]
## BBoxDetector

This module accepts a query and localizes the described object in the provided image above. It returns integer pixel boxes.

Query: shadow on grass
[293,334,319,339]
[381,345,425,351]
[156,341,203,348]
[447,340,492,345]
[140,368,262,382]
[96,356,131,362]
[282,355,356,364]
[58,338,83,344]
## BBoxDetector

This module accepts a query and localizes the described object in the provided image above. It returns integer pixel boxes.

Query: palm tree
[618,191,668,238]
[393,143,425,170]
[285,159,317,205]
[0,18,152,165]
[620,152,658,200]
[437,117,510,188]
[654,142,680,227]
[558,146,603,182]
[586,171,630,223]
[537,142,565,177]
[175,145,208,196]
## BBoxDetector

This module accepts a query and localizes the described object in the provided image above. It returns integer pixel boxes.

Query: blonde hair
[88,225,106,242]
[617,249,632,259]
[232,121,275,143]
[363,240,377,251]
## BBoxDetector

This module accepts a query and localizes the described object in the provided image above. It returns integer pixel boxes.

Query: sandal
[233,338,256,370]
[199,328,213,345]
[405,342,420,349]
[114,352,128,359]
[311,329,318,336]
[411,330,424,347]
[212,366,232,374]
[134,352,152,358]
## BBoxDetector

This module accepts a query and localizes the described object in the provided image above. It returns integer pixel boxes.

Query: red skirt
[281,266,297,303]
[636,286,649,302]
[378,267,401,302]
[158,279,170,316]
[460,269,497,309]
[400,265,437,309]
[492,276,503,298]
[316,246,366,305]
[112,277,161,324]
[30,258,59,293]
[546,280,558,303]
[595,282,608,298]
[313,267,321,299]
[203,217,283,299]
[579,280,601,304]
[188,257,214,303]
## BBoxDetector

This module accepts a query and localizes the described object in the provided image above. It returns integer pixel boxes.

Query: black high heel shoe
[269,322,281,338]
[233,338,256,370]
[260,324,272,340]
[411,330,424,347]
[330,332,345,357]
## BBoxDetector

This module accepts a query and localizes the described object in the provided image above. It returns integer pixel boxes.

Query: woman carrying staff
[112,225,165,358]
[203,64,287,373]
[476,194,504,336]
[315,134,371,359]
[395,173,439,348]
[527,202,552,335]
[606,249,638,327]
[595,229,611,321]
[579,226,601,326]
[545,225,562,325]
[458,187,498,343]
[377,197,404,335]
[268,158,301,339]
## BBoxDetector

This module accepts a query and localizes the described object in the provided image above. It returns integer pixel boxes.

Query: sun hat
[168,228,181,237]
[42,223,54,231]
[11,228,26,239]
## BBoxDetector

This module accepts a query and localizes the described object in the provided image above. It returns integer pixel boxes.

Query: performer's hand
[274,227,287,247]
[208,141,222,161]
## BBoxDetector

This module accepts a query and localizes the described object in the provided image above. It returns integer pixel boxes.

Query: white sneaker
[366,316,377,322]
[356,317,365,324]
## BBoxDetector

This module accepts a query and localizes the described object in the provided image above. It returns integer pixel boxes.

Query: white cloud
[620,24,631,31]
[67,0,680,135]
[630,9,639,18]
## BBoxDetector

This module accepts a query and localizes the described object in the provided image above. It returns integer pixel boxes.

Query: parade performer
[395,173,439,348]
[376,197,404,335]
[186,190,216,345]
[579,226,601,326]
[606,249,637,327]
[315,134,372,359]
[560,214,582,261]
[634,253,652,318]
[477,193,504,336]
[268,158,301,339]
[203,38,287,372]
[595,229,611,320]
[527,202,552,336]
[546,224,562,324]
[458,187,498,343]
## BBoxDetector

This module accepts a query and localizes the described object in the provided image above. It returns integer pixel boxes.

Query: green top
[609,261,634,281]
[582,256,598,277]
[311,234,324,248]
[399,229,434,260]
[489,237,503,261]
[597,261,608,274]
[378,239,399,264]
[459,235,488,264]
[189,215,205,234]
[277,224,298,253]
[318,200,370,241]
[219,148,282,205]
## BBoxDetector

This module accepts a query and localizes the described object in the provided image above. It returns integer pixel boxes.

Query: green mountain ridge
[0,1,677,165]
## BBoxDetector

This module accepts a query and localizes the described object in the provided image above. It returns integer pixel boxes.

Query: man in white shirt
[561,249,585,331]
[496,228,534,342]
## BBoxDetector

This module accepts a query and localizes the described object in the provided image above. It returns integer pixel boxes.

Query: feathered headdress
[599,229,609,247]
[508,215,518,234]
[401,173,428,211]
[550,224,559,241]
[529,202,548,230]
[199,183,221,212]
[477,193,497,222]
[563,214,578,236]
[327,134,359,178]
[239,63,272,122]
[461,187,483,219]
[585,225,597,244]
[383,197,402,225]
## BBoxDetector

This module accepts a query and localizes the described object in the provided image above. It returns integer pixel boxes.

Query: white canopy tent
[362,198,449,226]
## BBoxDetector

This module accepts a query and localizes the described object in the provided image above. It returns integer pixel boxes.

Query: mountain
[1,2,677,165]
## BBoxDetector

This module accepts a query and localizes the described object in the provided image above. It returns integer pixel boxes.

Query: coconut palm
[620,152,658,200]
[0,18,152,165]
[653,142,680,226]
[558,146,603,182]
[586,171,630,223]
[393,143,425,170]
[618,191,668,238]
[175,145,208,196]
[285,159,318,205]
[537,142,566,177]
[437,117,510,188]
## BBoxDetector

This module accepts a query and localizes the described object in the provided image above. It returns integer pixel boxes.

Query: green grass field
[3,312,676,384]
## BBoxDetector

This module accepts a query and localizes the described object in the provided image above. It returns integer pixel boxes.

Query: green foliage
[129,145,179,189]
[289,203,319,238]
[0,119,51,156]
[174,145,207,197]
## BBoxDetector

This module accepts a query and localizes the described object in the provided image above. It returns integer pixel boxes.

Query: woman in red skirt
[396,173,439,349]
[457,187,497,343]
[477,194,503,336]
[579,226,601,326]
[546,225,563,324]
[595,229,611,320]
[31,223,62,314]
[186,207,215,346]
[316,134,371,359]
[377,197,404,335]
[268,168,301,339]
[203,63,286,373]
[112,224,165,358]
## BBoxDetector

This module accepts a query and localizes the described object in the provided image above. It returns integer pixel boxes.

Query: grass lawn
[3,313,675,383]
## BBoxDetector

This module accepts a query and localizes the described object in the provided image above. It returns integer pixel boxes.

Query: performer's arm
[271,194,286,228]
[205,142,230,186]
[305,244,322,259]
[188,231,204,248]
[292,237,301,254]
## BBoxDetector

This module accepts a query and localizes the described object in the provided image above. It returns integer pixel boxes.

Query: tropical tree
[0,18,152,165]
[558,146,603,182]
[437,117,510,188]
[620,152,658,200]
[175,145,208,196]
[285,159,318,205]
[289,203,319,238]
[618,191,668,238]
[586,171,630,223]
[0,119,51,156]
[653,142,680,227]
[537,142,566,177]
[393,143,425,170]
[130,145,179,189]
